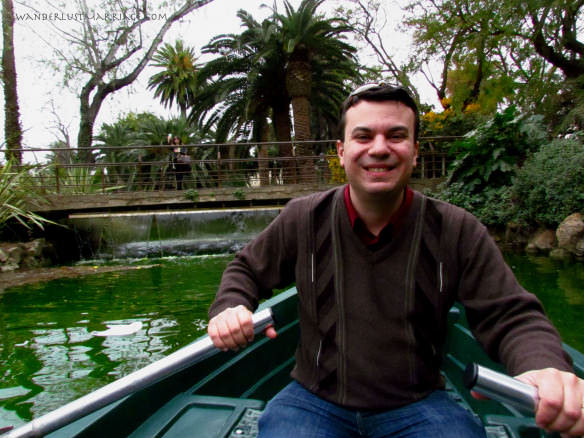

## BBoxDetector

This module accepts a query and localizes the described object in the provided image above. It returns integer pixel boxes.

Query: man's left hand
[516,368,584,437]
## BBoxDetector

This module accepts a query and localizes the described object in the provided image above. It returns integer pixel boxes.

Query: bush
[512,137,584,227]
[0,161,56,233]
[446,107,544,193]
[429,182,515,227]
[429,107,548,227]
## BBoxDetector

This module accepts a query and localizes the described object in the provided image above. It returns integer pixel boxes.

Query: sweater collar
[343,185,414,246]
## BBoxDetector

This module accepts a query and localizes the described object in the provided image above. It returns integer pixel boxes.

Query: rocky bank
[526,213,584,261]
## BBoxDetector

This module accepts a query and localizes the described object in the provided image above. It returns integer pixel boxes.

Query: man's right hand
[208,305,277,351]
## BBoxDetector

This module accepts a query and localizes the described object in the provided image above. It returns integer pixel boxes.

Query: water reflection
[0,255,230,428]
[505,253,584,350]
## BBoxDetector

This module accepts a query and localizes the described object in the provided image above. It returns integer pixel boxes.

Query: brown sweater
[209,186,572,409]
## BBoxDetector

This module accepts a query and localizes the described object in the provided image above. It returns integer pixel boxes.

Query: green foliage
[0,161,56,232]
[184,189,199,202]
[233,189,246,200]
[431,182,515,227]
[447,107,543,193]
[513,138,584,227]
[191,1,360,144]
[404,0,583,131]
[148,40,200,117]
[431,107,548,226]
[420,102,485,140]
[53,166,125,194]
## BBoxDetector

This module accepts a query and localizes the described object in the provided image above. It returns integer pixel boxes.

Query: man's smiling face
[337,99,419,201]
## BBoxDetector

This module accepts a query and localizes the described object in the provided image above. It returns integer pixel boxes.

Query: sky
[2,0,439,163]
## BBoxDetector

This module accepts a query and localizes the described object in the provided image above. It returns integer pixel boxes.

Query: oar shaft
[6,308,274,438]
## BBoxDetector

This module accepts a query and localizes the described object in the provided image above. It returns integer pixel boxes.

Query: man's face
[337,100,419,201]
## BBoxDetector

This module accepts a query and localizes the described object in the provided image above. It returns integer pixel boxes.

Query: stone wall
[0,239,57,272]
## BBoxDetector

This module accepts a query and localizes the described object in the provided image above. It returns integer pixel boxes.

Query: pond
[0,252,582,429]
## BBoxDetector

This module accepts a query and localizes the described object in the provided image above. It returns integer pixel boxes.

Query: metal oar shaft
[6,308,274,438]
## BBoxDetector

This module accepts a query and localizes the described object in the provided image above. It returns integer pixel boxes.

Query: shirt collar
[344,185,413,239]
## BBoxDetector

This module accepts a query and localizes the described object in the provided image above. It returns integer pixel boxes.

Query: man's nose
[368,134,390,157]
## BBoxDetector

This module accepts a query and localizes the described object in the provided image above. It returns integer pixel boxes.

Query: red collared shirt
[344,185,413,247]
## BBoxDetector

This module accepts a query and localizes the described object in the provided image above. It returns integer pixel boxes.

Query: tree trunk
[258,122,270,186]
[2,0,22,164]
[463,36,486,110]
[273,100,294,184]
[285,60,312,184]
[77,79,105,163]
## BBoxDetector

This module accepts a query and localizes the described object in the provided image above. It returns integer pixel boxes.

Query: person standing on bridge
[167,135,191,190]
[207,84,584,437]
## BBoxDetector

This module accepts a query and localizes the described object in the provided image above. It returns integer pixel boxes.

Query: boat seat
[128,394,265,438]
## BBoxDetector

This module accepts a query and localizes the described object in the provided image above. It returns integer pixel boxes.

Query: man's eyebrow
[386,126,409,134]
[350,126,373,136]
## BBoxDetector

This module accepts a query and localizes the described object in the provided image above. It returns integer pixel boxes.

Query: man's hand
[208,305,277,351]
[516,368,584,437]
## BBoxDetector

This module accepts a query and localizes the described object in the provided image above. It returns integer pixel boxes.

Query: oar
[5,308,274,438]
[464,362,539,415]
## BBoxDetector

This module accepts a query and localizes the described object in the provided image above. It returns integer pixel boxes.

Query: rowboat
[4,287,584,438]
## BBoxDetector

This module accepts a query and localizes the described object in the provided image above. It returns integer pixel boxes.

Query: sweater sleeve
[208,199,300,320]
[453,210,573,376]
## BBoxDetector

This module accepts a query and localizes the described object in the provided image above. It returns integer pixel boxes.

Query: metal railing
[2,138,456,195]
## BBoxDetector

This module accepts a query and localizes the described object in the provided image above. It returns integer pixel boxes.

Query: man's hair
[337,85,420,142]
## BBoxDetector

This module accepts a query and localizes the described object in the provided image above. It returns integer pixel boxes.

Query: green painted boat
[4,287,584,438]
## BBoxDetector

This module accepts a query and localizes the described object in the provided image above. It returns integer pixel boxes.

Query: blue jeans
[258,381,487,437]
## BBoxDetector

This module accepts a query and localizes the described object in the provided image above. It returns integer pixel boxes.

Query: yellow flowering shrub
[327,148,347,184]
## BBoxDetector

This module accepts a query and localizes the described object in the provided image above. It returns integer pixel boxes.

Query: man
[208,84,584,437]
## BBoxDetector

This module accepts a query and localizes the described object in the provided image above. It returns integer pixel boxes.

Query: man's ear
[336,140,345,168]
[412,141,419,167]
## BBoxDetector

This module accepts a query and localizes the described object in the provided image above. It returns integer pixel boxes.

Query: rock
[23,239,45,257]
[576,237,584,259]
[550,248,572,261]
[0,239,55,272]
[0,263,19,272]
[556,213,584,255]
[6,246,24,265]
[527,229,557,254]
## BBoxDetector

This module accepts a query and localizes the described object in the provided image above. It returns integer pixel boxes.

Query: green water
[504,253,584,352]
[0,252,582,429]
[0,255,231,429]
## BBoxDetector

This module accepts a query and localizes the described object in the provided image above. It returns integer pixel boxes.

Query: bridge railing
[3,138,457,194]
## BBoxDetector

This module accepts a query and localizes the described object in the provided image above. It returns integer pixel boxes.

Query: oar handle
[5,308,274,438]
[464,363,539,415]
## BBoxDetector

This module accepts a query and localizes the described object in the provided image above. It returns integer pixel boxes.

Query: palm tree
[148,40,200,119]
[191,10,292,185]
[271,0,358,180]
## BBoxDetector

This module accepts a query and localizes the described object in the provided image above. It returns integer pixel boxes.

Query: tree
[24,0,215,162]
[192,9,293,184]
[336,0,419,101]
[405,0,584,127]
[2,0,22,163]
[193,5,360,183]
[271,0,357,179]
[148,40,200,119]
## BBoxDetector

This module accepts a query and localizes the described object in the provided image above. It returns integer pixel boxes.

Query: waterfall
[68,207,281,260]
